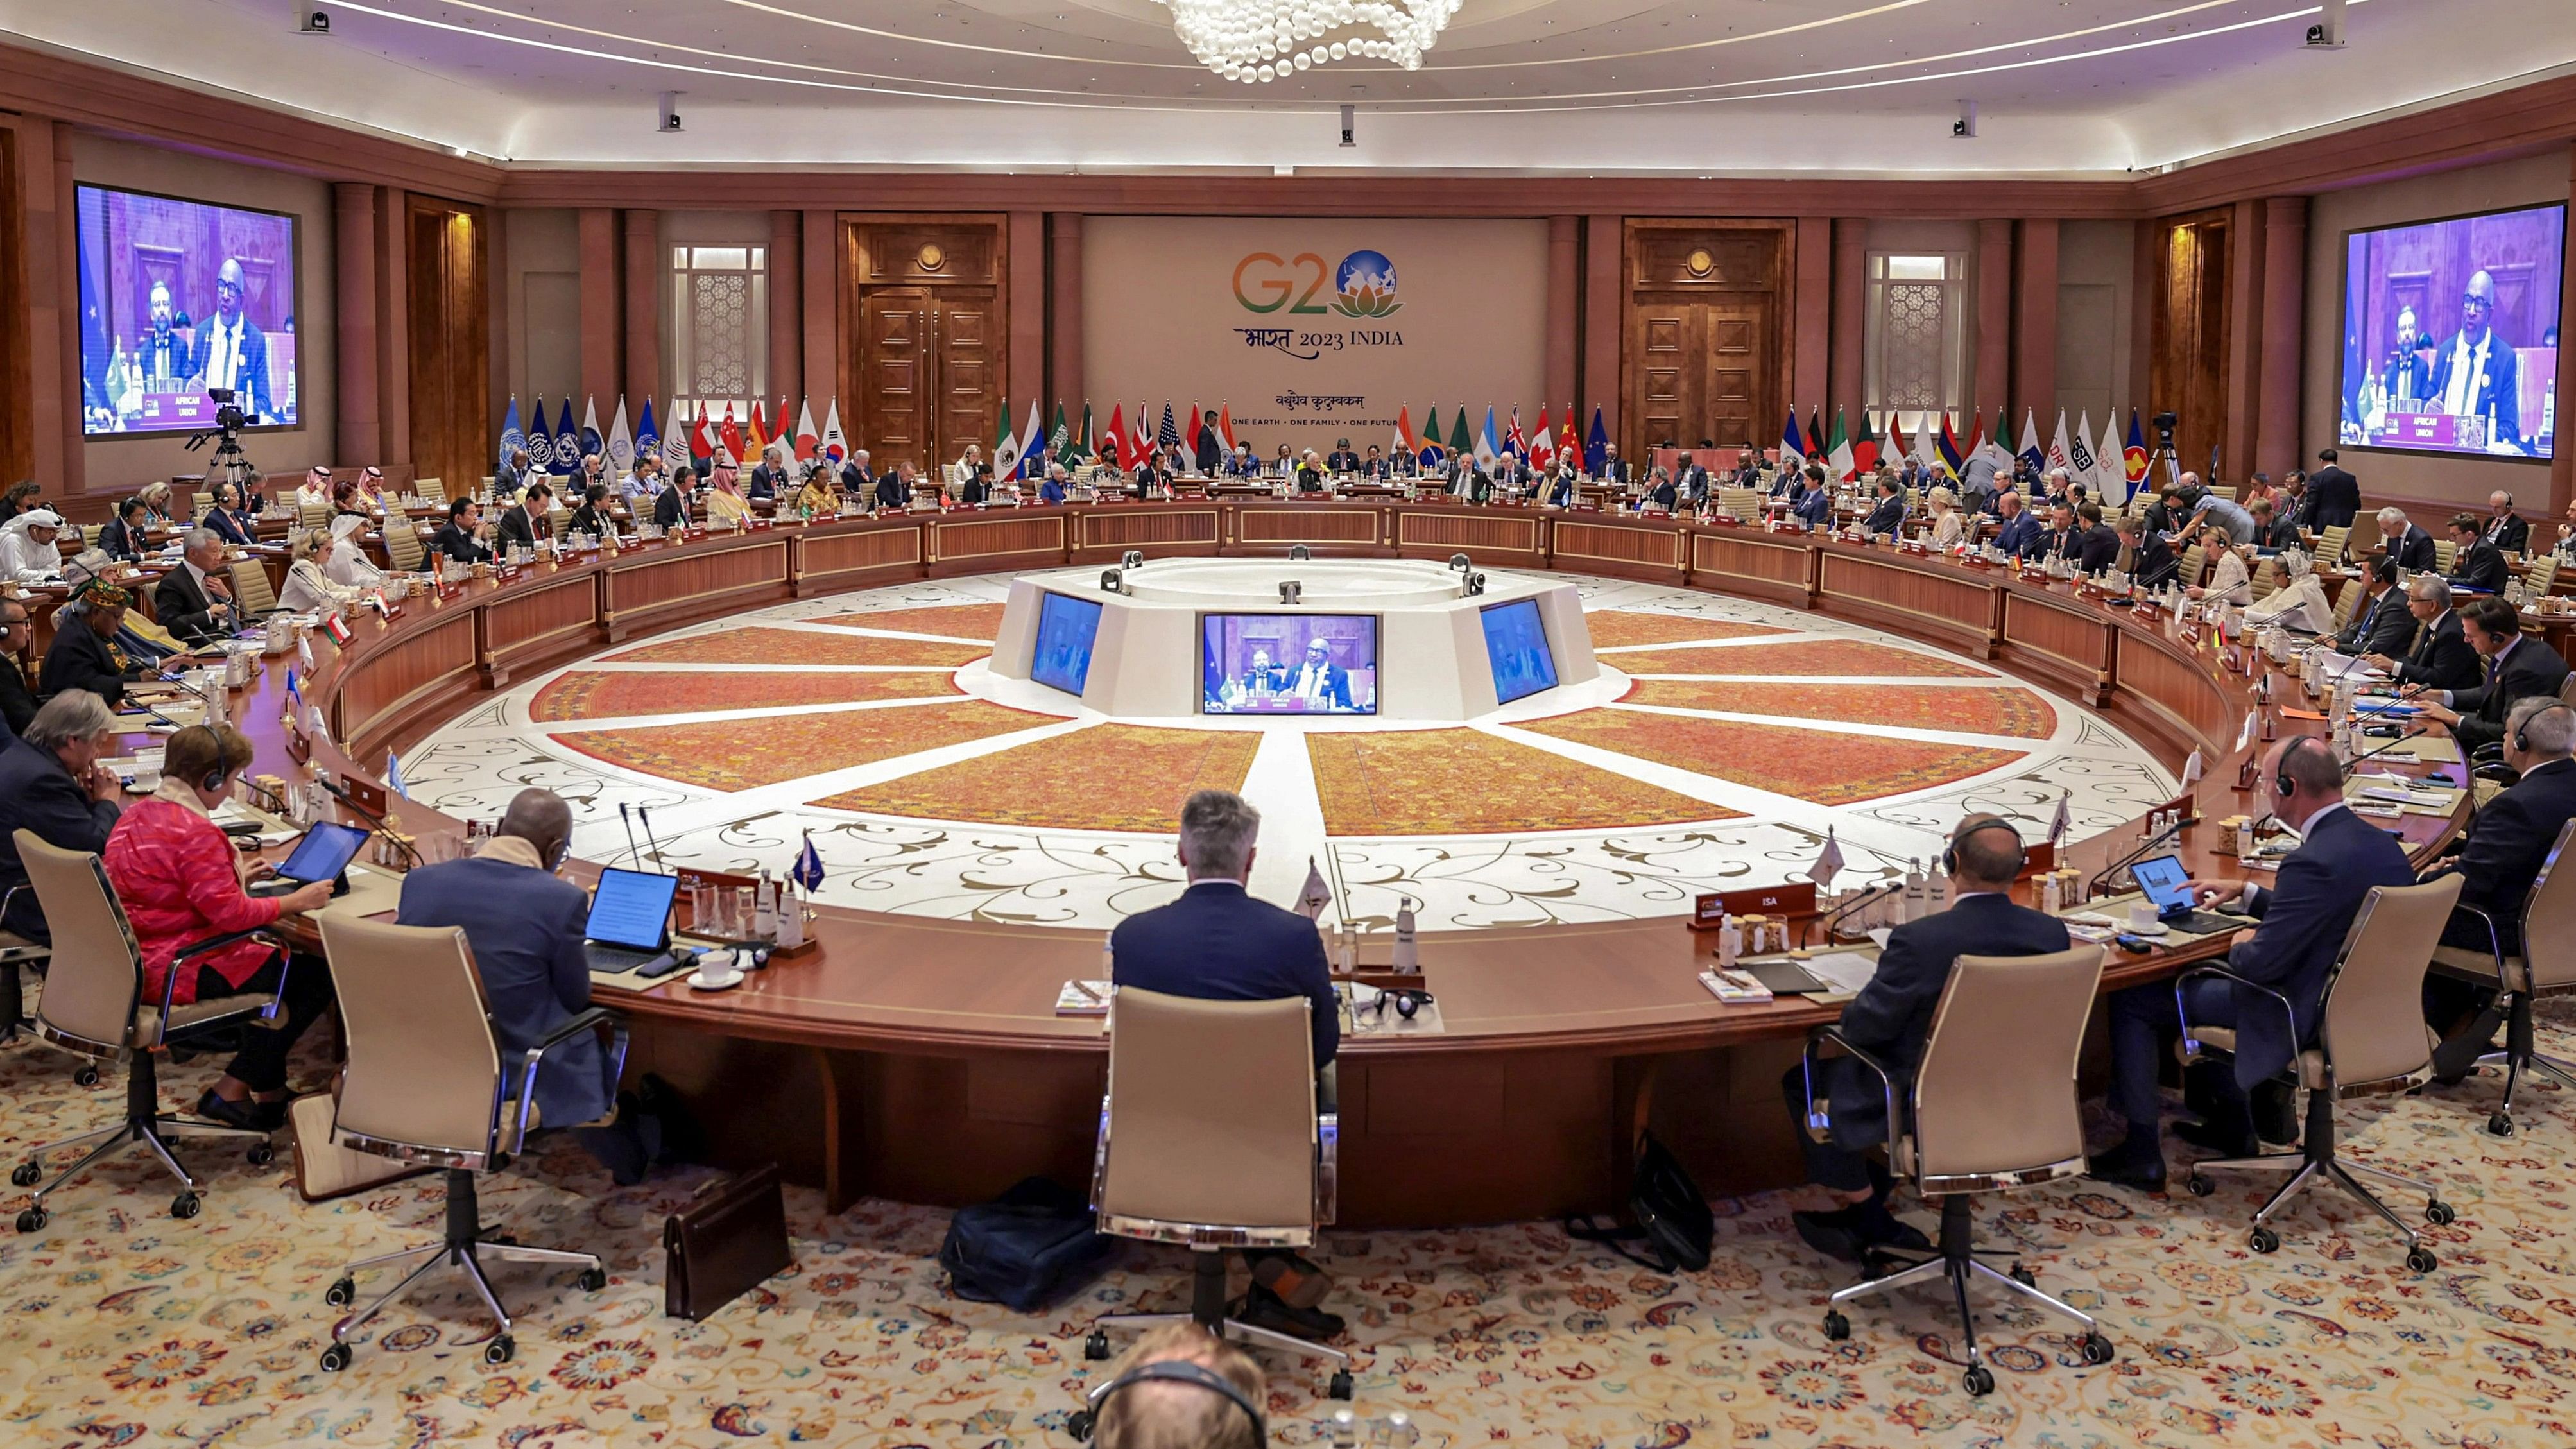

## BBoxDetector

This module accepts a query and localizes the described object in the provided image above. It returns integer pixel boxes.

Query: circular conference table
[207,498,2469,1230]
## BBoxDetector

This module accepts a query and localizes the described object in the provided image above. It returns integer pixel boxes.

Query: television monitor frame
[2335,198,2564,467]
[1479,597,1559,705]
[1198,611,1381,717]
[74,182,305,440]
[1029,590,1106,697]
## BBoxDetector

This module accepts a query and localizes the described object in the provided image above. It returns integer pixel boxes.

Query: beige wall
[73,132,334,495]
[2056,219,2136,434]
[503,207,579,416]
[1083,217,1547,458]
[2305,147,2570,511]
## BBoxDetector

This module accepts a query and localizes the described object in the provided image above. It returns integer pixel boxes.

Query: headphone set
[1067,1359,1264,1444]
[1939,813,2023,876]
[2515,701,2573,754]
[2274,735,2330,798]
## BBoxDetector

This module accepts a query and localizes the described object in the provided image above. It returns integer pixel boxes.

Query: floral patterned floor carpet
[6,1015,2575,1448]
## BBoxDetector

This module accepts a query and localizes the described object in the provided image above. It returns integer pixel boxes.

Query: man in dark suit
[2119,516,2179,588]
[2092,737,2417,1188]
[2483,490,2531,554]
[1792,473,1833,529]
[655,467,698,529]
[1193,411,1224,475]
[1111,788,1341,1337]
[2376,507,2437,572]
[1324,438,1361,474]
[0,599,38,739]
[2428,270,2522,447]
[837,448,875,500]
[2420,697,2576,1067]
[495,480,553,554]
[153,529,239,646]
[1284,638,1354,711]
[2036,502,2082,563]
[0,689,125,947]
[2410,596,2572,754]
[2336,559,2415,658]
[1862,479,1907,536]
[430,496,495,564]
[2250,497,2301,552]
[2364,576,2482,691]
[1597,445,1630,488]
[182,258,271,420]
[746,445,784,500]
[1642,470,1678,513]
[871,461,907,512]
[1677,457,1712,508]
[2075,502,2121,574]
[1783,816,2068,1262]
[1991,491,2043,557]
[396,787,678,1183]
[1359,445,1393,481]
[2306,449,2361,530]
[2380,305,2432,405]
[2445,512,2509,594]
[97,497,148,563]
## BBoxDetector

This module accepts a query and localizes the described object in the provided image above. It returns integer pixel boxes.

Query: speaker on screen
[74,184,300,438]
[2339,201,2561,463]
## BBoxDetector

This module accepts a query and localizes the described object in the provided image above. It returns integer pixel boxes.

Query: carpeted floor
[3,1009,2572,1448]
[809,603,1008,641]
[1616,680,2059,739]
[1516,709,2025,805]
[1307,729,1742,836]
[812,723,1262,832]
[529,670,963,723]
[1582,611,1791,649]
[1607,639,1994,679]
[554,701,1057,791]
[604,627,991,669]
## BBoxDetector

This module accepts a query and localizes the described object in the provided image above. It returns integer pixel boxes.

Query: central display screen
[2339,201,2563,461]
[75,184,301,437]
[1202,613,1378,714]
[1481,598,1559,705]
[1031,592,1104,696]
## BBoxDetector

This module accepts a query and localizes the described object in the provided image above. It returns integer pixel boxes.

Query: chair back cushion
[1911,947,2104,1183]
[318,914,504,1158]
[1098,987,1315,1233]
[2322,876,2464,1086]
[14,830,142,1050]
[2521,819,2576,990]
[384,522,424,572]
[2317,524,2351,565]
[228,558,277,613]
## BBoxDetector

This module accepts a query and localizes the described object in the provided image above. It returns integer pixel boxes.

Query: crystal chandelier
[1156,0,1463,83]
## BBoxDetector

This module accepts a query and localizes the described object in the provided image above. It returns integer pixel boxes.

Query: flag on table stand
[794,399,820,461]
[1298,857,1332,919]
[284,667,303,711]
[2123,409,2151,495]
[1473,407,1501,470]
[1504,407,1527,459]
[717,404,744,464]
[633,399,660,474]
[1806,827,1845,886]
[529,397,553,473]
[820,399,848,463]
[2048,790,2072,846]
[1583,405,1608,474]
[2047,411,2075,476]
[2097,414,2125,499]
[2018,409,2045,474]
[1826,406,1855,481]
[578,397,603,461]
[2068,411,2099,494]
[1850,409,1879,476]
[386,750,408,800]
[553,399,580,476]
[792,831,826,895]
[1448,407,1472,464]
[605,397,633,476]
[992,398,1022,481]
[1527,407,1554,468]
[296,631,313,673]
[1417,406,1445,467]
[1782,407,1806,459]
[497,397,526,474]
[2181,748,2206,787]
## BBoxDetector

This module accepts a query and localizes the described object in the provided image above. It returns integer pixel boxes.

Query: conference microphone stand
[2087,818,2185,900]
[316,775,423,870]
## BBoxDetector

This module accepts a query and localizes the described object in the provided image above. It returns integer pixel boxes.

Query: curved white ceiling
[4,0,2568,175]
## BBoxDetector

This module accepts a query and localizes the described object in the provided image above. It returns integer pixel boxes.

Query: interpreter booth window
[1864,252,1968,441]
[669,244,768,427]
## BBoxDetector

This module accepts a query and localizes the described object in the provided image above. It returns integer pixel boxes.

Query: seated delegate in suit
[98,497,148,563]
[1861,480,1907,536]
[2249,497,2301,552]
[1037,464,1070,506]
[1110,788,1341,1342]
[1641,468,1679,513]
[1992,491,2043,557]
[2336,559,2415,658]
[153,530,241,647]
[1792,474,1833,529]
[43,581,153,706]
[1597,445,1630,488]
[2075,502,2121,574]
[103,723,336,1132]
[2117,515,2177,588]
[2364,575,2482,692]
[2419,697,2576,1053]
[1546,462,1577,508]
[1284,638,1355,710]
[2091,737,2416,1188]
[201,479,258,547]
[275,529,367,615]
[834,449,872,501]
[495,480,554,553]
[1359,445,1393,481]
[1325,439,1361,474]
[2376,508,2438,574]
[396,787,678,1183]
[2445,512,2509,594]
[566,483,614,540]
[0,599,37,737]
[872,462,909,512]
[2484,490,2531,554]
[2407,596,2573,755]
[0,690,125,946]
[2034,504,2082,563]
[746,443,787,500]
[429,496,495,564]
[2243,550,2336,634]
[653,467,698,529]
[1782,816,2069,1264]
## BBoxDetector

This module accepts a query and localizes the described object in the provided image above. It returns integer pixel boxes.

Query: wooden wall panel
[1074,506,1221,559]
[1690,530,1814,603]
[930,513,1065,567]
[2000,592,2115,704]
[479,572,601,685]
[1621,220,1790,460]
[2112,633,2235,750]
[1395,510,1544,563]
[798,523,925,586]
[2152,209,2232,481]
[405,196,490,493]
[1554,519,1684,578]
[338,608,476,754]
[1817,553,1996,655]
[601,539,792,635]
[1234,507,1384,547]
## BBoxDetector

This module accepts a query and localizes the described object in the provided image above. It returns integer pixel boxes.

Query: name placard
[1690,880,1819,930]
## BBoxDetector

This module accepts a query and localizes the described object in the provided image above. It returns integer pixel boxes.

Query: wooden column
[1581,214,1620,442]
[2224,198,2265,483]
[2256,196,2307,482]
[48,130,80,496]
[769,209,802,419]
[623,210,658,418]
[1793,216,1832,420]
[373,186,409,476]
[2557,151,2576,521]
[1008,210,1045,424]
[802,209,838,432]
[1049,213,1083,418]
[577,208,620,423]
[1830,219,1867,429]
[332,183,380,466]
[2013,218,2059,429]
[17,119,67,493]
[1545,216,1579,413]
[1975,219,2013,422]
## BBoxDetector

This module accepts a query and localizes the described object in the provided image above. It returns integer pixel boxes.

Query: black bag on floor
[939,1176,1114,1311]
[1564,1131,1714,1274]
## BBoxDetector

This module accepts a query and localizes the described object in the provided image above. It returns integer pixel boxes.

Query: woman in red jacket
[103,724,334,1131]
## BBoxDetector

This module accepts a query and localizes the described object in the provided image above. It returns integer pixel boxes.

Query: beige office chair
[2315,523,2351,566]
[2432,538,2459,574]
[2249,557,2282,601]
[297,501,331,533]
[228,558,280,615]
[6,832,286,1230]
[2430,819,2576,1136]
[1078,986,1352,1403]
[413,477,443,499]
[1803,947,2113,1397]
[2179,876,2460,1270]
[2525,556,2561,596]
[2330,572,2368,630]
[312,914,619,1371]
[2176,542,2208,589]
[382,522,425,575]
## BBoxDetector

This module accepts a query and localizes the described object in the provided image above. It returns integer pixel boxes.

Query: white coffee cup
[2128,902,2163,932]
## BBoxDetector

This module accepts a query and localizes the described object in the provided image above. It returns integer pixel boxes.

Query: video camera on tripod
[182,387,260,497]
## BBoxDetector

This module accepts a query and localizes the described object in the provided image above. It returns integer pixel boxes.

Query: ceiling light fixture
[1155,0,1461,82]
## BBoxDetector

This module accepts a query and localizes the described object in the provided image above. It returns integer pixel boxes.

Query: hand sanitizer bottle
[1716,912,1740,970]
[1391,896,1420,974]
[1927,861,1950,913]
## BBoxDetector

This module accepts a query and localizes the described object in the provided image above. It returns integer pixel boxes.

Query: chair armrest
[510,1007,628,1151]
[1803,1024,1902,1147]
[2174,965,2301,1060]
[2447,903,2509,987]
[156,927,289,1041]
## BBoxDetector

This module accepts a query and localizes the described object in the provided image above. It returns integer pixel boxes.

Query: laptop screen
[274,821,370,884]
[586,868,678,950]
[2130,854,2194,912]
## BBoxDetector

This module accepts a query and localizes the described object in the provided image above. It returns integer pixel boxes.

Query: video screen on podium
[75,185,302,438]
[1031,592,1104,696]
[1202,614,1378,715]
[1481,598,1558,705]
[2340,201,2562,461]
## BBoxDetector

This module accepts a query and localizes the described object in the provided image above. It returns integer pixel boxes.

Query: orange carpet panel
[1515,708,2023,804]
[1617,679,2057,739]
[1582,610,1789,648]
[812,723,1260,831]
[604,626,990,668]
[554,700,1053,790]
[1606,638,1989,678]
[529,669,962,723]
[811,602,1007,640]
[1306,729,1740,836]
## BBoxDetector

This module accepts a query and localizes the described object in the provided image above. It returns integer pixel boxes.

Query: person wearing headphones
[1082,1323,1264,1449]
[393,786,683,1184]
[2419,696,2576,1074]
[2333,558,2414,658]
[101,724,336,1131]
[2090,736,2416,1190]
[2404,596,2572,753]
[1783,815,2068,1265]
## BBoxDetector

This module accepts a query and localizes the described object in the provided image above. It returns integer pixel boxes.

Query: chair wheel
[1066,1409,1096,1442]
[2186,1174,2215,1197]
[2407,1246,2439,1273]
[325,1277,355,1307]
[1084,1330,1111,1362]
[2488,1111,2514,1137]
[73,1065,99,1088]
[2426,1199,2455,1226]
[14,1207,44,1233]
[2081,1332,2116,1366]
[484,1335,515,1366]
[2009,1264,2037,1287]
[1821,1309,1850,1341]
[319,1342,352,1372]
[1962,1364,1995,1396]
[2247,1225,2280,1254]
[170,1191,199,1221]
[9,1162,38,1187]
[246,1141,274,1167]
[578,1267,608,1292]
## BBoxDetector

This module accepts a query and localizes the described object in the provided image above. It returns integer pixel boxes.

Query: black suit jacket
[2430,333,2521,442]
[2394,610,2482,691]
[2486,513,2531,554]
[839,461,873,497]
[203,507,255,547]
[744,463,778,499]
[2389,526,2436,573]
[2256,517,2301,551]
[2433,757,2576,956]
[495,504,547,552]
[2078,524,2122,574]
[429,522,492,564]
[2307,466,2361,529]
[0,736,120,943]
[1110,880,1337,1068]
[653,487,692,530]
[0,656,34,739]
[2133,536,2179,589]
[873,473,907,511]
[2450,636,2573,753]
[2222,807,2417,1087]
[1862,496,1907,535]
[2450,539,2508,594]
[98,517,142,563]
[1194,432,1223,474]
[2336,587,2414,658]
[40,622,139,706]
[1820,894,2071,1149]
[153,565,232,645]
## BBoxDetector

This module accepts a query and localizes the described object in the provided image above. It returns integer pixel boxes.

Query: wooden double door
[1622,221,1789,458]
[842,216,1006,471]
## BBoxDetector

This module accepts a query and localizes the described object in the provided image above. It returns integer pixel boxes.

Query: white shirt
[278,559,356,614]
[326,544,384,588]
[1295,661,1332,703]
[204,317,244,391]
[2245,573,2334,633]
[0,529,53,578]
[2442,331,2493,417]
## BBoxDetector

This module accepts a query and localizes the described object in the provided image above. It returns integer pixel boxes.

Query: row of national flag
[1783,405,2157,498]
[974,400,1626,481]
[497,395,855,480]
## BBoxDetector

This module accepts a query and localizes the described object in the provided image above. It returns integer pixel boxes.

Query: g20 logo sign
[1233,250,1402,318]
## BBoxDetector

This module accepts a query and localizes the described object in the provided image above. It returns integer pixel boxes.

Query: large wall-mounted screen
[75,184,300,437]
[1481,598,1559,705]
[1202,614,1378,715]
[1031,592,1106,696]
[2340,201,2562,461]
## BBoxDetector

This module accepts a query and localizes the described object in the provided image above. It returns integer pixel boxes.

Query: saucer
[686,969,745,991]
[2124,919,2170,938]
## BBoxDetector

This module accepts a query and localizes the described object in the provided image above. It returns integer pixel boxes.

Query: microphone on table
[619,802,644,870]
[1819,880,1903,942]
[316,775,422,868]
[2087,817,2185,899]
[637,805,665,870]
